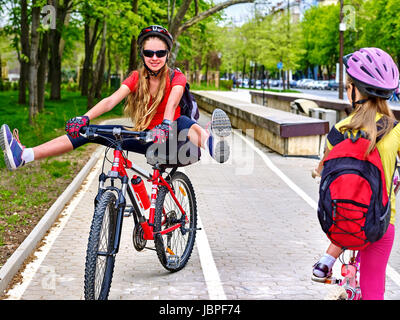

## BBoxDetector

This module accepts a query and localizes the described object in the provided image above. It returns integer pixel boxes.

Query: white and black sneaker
[0,124,26,171]
[206,109,232,163]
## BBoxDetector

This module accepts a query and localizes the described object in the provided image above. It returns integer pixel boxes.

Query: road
[3,91,400,301]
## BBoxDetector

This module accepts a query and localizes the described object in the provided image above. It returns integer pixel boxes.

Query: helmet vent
[352,57,359,62]
[366,55,373,63]
[375,68,383,79]
[383,64,388,72]
[360,66,375,79]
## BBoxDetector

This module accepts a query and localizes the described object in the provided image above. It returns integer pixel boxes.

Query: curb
[0,145,103,295]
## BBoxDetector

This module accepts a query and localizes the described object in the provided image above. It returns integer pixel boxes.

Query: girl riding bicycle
[312,47,399,300]
[1,25,231,171]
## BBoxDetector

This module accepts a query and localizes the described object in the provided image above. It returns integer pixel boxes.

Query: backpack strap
[329,117,399,147]
[168,68,176,85]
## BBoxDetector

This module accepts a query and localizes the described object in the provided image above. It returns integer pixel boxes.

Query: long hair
[339,76,396,155]
[124,37,169,131]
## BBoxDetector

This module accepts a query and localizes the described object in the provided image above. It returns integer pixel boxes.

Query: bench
[192,91,329,157]
[290,99,336,130]
[249,90,352,122]
[250,90,400,122]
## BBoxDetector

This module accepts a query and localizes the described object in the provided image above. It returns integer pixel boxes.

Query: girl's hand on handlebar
[65,116,90,139]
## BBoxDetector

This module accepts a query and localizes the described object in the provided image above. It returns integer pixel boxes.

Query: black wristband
[162,119,172,126]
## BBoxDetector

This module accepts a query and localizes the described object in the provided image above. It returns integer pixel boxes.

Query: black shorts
[67,115,197,155]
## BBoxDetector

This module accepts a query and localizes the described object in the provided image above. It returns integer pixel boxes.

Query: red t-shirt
[122,69,186,129]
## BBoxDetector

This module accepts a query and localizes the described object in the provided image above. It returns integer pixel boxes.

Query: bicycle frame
[324,250,361,300]
[95,144,188,256]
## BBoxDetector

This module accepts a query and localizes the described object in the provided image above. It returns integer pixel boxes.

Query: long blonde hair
[340,77,396,154]
[124,37,169,131]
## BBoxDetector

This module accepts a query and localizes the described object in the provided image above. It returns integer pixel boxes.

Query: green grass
[190,80,232,91]
[238,87,301,94]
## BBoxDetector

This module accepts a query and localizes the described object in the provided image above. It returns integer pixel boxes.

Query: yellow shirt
[326,113,400,225]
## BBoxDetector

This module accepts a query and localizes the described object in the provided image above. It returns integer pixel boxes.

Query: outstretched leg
[186,109,232,163]
[1,124,73,170]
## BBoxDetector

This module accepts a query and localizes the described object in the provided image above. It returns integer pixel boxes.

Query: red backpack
[317,128,395,250]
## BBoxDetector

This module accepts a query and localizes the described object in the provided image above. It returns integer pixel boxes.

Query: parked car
[297,78,314,89]
[314,80,329,90]
[305,80,318,89]
[328,80,339,90]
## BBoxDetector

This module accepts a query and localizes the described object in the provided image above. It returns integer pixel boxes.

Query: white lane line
[5,159,103,300]
[234,130,400,289]
[196,214,227,300]
[178,167,227,300]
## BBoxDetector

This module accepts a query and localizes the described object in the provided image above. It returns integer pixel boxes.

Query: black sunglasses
[142,50,168,58]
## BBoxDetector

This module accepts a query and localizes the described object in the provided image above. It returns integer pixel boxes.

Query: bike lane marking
[5,153,104,300]
[179,167,227,300]
[234,130,400,289]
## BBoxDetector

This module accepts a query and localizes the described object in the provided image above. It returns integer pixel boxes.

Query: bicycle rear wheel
[154,171,197,272]
[84,191,117,300]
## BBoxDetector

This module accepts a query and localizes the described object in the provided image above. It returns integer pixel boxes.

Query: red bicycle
[81,125,199,300]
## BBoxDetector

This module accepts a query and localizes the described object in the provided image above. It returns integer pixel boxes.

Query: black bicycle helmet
[137,25,173,51]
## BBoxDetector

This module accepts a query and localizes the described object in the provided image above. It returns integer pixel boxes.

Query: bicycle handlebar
[79,125,154,143]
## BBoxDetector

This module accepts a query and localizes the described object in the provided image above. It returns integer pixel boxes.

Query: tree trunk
[88,21,107,109]
[48,0,71,100]
[19,0,29,105]
[128,0,138,71]
[29,3,40,124]
[38,30,49,112]
[81,18,100,96]
[106,39,112,89]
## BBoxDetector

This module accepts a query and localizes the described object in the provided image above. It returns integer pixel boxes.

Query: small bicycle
[81,125,200,300]
[322,250,361,300]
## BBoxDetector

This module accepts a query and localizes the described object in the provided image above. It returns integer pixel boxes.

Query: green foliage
[300,4,339,68]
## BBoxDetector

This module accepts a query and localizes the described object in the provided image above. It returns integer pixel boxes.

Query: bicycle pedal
[324,277,340,285]
[166,255,180,268]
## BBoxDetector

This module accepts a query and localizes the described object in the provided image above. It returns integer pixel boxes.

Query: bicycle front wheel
[84,191,117,300]
[154,171,197,272]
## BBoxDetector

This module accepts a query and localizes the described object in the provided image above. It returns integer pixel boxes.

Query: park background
[0,0,399,269]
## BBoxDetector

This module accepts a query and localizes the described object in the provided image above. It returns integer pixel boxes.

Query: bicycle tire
[154,171,197,272]
[84,191,117,300]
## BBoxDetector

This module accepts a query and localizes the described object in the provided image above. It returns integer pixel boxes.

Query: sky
[216,0,319,26]
[219,2,255,26]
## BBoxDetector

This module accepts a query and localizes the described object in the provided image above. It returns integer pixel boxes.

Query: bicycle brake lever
[141,131,154,144]
[80,126,98,140]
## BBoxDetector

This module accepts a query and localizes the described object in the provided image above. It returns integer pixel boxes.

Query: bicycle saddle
[145,139,201,168]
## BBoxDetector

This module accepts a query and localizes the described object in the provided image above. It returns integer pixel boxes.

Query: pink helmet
[344,47,399,99]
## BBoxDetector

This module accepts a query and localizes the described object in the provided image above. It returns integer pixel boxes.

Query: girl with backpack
[1,25,231,171]
[312,47,399,300]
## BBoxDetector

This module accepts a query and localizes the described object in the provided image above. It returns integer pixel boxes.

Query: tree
[167,0,256,66]
[48,0,74,100]
[28,0,40,123]
[0,0,31,104]
[300,4,340,79]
